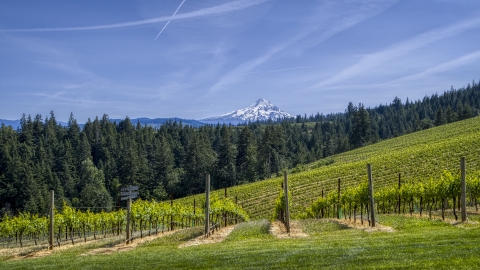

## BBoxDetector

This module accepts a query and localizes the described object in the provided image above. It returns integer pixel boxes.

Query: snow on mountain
[200,98,292,125]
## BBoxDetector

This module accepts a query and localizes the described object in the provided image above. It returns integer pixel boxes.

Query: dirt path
[6,235,120,261]
[269,220,308,238]
[4,230,179,260]
[81,230,177,256]
[179,226,235,248]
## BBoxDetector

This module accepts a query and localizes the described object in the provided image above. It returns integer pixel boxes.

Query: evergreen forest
[0,82,479,215]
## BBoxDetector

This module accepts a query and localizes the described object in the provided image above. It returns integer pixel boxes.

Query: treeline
[291,81,480,142]
[0,81,479,215]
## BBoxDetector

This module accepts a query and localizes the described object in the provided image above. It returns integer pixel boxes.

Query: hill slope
[177,116,480,219]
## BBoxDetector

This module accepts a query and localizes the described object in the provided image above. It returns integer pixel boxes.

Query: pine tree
[116,135,139,187]
[308,123,323,160]
[445,106,457,123]
[462,104,474,119]
[258,126,274,179]
[183,133,215,195]
[151,137,176,200]
[349,104,371,148]
[434,108,447,126]
[236,127,258,183]
[79,159,113,211]
[215,126,237,188]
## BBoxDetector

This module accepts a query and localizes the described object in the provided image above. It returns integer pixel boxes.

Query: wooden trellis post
[170,194,174,231]
[461,157,467,222]
[48,190,54,250]
[367,164,376,227]
[205,174,210,237]
[398,173,401,214]
[337,178,341,219]
[283,171,290,234]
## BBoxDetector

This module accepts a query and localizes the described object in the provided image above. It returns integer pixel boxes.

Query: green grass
[378,215,451,230]
[225,219,272,242]
[301,219,350,235]
[140,227,204,248]
[1,215,479,269]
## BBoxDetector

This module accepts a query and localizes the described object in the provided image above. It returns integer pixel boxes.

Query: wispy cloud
[155,0,186,40]
[206,44,285,95]
[0,0,268,32]
[205,0,397,96]
[245,66,311,74]
[307,11,480,91]
[313,49,480,94]
[391,50,480,83]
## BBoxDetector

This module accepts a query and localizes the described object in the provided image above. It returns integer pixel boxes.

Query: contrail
[0,0,267,33]
[155,0,186,40]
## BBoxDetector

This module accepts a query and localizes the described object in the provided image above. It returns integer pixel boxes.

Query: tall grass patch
[225,219,272,241]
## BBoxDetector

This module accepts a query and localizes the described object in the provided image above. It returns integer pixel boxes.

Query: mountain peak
[254,98,269,105]
[200,99,292,124]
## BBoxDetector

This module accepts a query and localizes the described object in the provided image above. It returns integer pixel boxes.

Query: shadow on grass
[138,227,204,248]
[300,219,351,235]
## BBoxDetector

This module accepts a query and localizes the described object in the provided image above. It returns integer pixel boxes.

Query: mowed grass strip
[1,215,480,269]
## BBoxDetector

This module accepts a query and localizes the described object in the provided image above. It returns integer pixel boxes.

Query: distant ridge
[0,119,21,129]
[0,119,70,129]
[200,98,292,125]
[0,117,205,130]
[109,117,205,128]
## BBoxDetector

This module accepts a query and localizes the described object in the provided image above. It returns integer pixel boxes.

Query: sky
[1,0,480,123]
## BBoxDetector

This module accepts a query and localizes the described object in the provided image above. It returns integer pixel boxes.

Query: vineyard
[305,169,480,222]
[0,196,248,250]
[175,116,480,219]
[1,117,480,269]
[1,116,480,253]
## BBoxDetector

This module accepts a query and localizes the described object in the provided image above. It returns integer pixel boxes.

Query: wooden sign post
[121,185,138,244]
[126,198,131,244]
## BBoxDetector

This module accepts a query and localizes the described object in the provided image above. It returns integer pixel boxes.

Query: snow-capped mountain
[200,98,292,125]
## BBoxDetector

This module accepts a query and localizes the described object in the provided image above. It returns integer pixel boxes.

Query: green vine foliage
[273,187,291,221]
[0,198,248,245]
[305,170,480,221]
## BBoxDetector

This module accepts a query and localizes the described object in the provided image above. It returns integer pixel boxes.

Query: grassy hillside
[176,117,480,219]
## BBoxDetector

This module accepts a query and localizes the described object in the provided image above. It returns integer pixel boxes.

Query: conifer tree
[434,108,446,126]
[215,125,237,188]
[79,159,112,211]
[236,127,258,183]
[349,104,371,148]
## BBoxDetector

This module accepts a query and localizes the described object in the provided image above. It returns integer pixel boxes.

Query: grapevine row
[0,197,248,248]
[305,170,480,221]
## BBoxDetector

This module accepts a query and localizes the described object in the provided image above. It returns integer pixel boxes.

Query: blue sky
[1,0,480,122]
